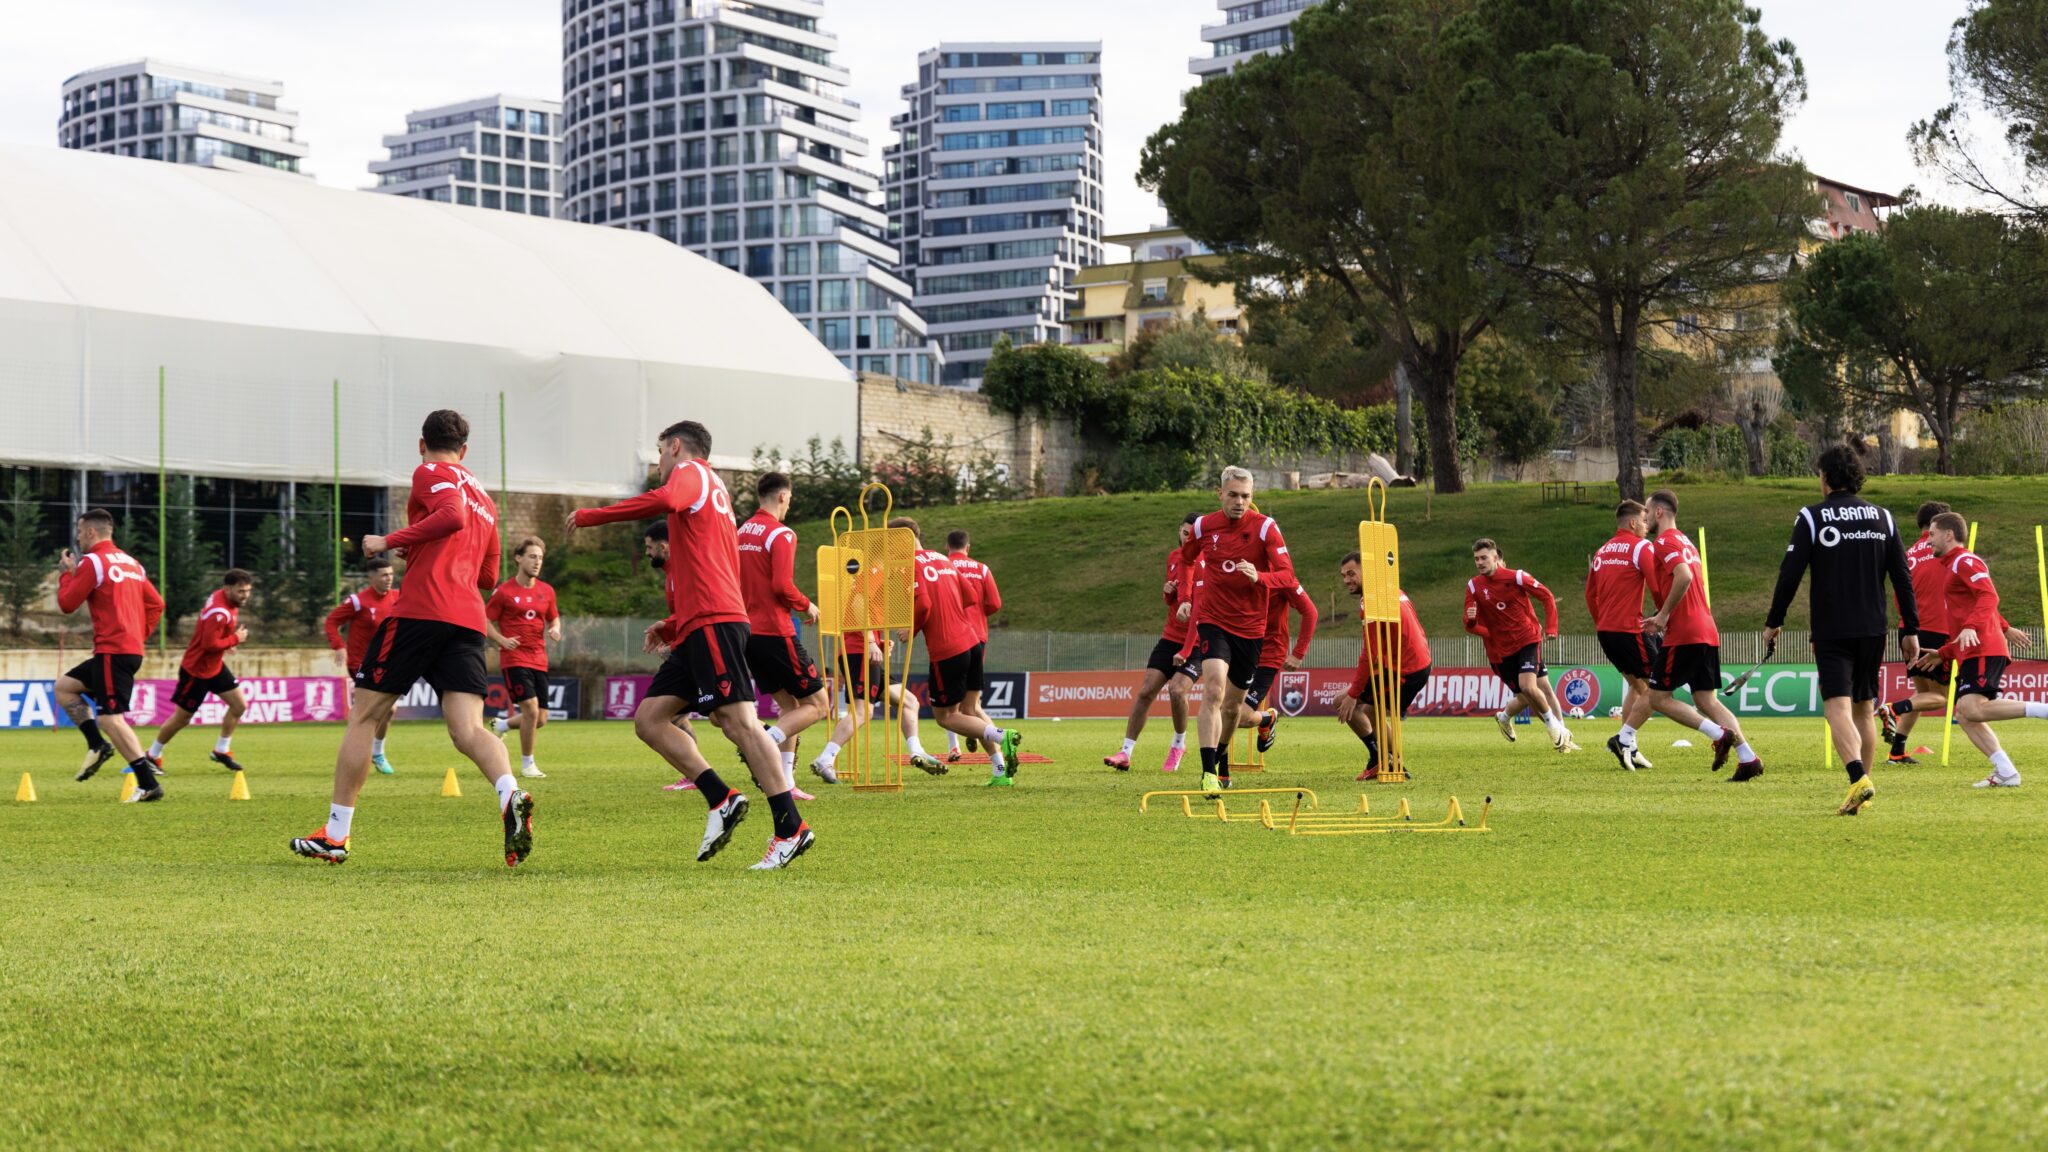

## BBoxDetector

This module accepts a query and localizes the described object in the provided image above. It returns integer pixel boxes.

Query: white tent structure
[0,143,857,496]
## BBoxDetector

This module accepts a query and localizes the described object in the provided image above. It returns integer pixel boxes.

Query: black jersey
[1765,492,1917,640]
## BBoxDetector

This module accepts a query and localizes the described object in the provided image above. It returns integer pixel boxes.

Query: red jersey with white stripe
[911,547,979,662]
[1905,536,1952,635]
[179,588,242,677]
[1161,547,1197,645]
[486,578,558,671]
[1463,567,1559,662]
[1937,549,2010,659]
[1354,593,1431,693]
[574,459,746,643]
[1648,528,1718,646]
[56,539,164,655]
[738,510,810,638]
[1257,575,1319,669]
[949,551,1001,643]
[384,461,501,633]
[325,585,396,672]
[1179,510,1292,639]
[1586,532,1655,633]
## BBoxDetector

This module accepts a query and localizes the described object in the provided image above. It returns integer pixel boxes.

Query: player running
[1336,552,1431,781]
[1763,445,1919,815]
[1464,538,1575,752]
[738,472,831,785]
[146,569,254,773]
[1105,512,1200,773]
[1237,567,1317,755]
[568,419,812,869]
[893,517,1024,786]
[54,508,166,800]
[326,557,400,774]
[1893,512,2042,788]
[485,536,561,779]
[1640,490,1764,779]
[1587,501,1661,769]
[1878,501,1954,764]
[292,410,533,866]
[1183,466,1294,794]
[944,530,1003,761]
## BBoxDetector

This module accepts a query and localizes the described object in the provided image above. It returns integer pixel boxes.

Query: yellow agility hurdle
[1140,788,1492,837]
[825,483,918,793]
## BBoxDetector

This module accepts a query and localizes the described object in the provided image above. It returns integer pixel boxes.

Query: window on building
[530,199,549,217]
[457,186,477,206]
[506,136,526,160]
[745,169,773,201]
[528,110,548,135]
[483,189,502,209]
[529,168,549,191]
[482,133,501,157]
[482,161,501,184]
[782,282,812,312]
[818,279,850,312]
[782,244,811,275]
[1141,278,1168,302]
[507,192,526,213]
[715,248,739,270]
[745,207,774,238]
[505,165,526,188]
[504,108,521,130]
[818,318,851,350]
[1845,191,1863,214]
[530,139,550,163]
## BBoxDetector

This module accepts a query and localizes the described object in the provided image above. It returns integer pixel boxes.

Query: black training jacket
[1764,492,1917,639]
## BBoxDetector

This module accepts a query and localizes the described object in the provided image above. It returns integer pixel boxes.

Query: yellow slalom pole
[1697,525,1711,608]
[1942,522,1979,768]
[2035,525,2047,644]
[1823,718,1832,771]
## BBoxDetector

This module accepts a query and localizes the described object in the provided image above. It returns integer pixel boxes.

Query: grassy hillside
[784,476,2048,640]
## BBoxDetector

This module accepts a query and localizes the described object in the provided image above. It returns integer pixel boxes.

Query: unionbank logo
[1278,671,1310,717]
[1557,667,1601,713]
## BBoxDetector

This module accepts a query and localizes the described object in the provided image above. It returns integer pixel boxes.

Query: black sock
[1889,698,1915,715]
[1217,754,1231,780]
[80,718,106,752]
[1200,746,1217,773]
[1845,759,1866,784]
[695,768,732,808]
[766,789,801,839]
[1890,735,1906,756]
[129,758,158,789]
[1364,732,1380,769]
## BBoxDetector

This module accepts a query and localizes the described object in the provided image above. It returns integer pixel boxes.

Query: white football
[1567,706,1585,719]
[1608,707,1623,718]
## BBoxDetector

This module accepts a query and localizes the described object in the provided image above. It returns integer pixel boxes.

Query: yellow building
[1064,227,1243,360]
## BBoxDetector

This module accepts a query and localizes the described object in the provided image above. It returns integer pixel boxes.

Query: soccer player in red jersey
[1900,512,2042,788]
[326,557,400,775]
[1586,500,1687,771]
[642,522,722,793]
[1105,512,1201,773]
[1181,466,1293,793]
[147,568,254,773]
[1877,501,1955,764]
[1336,553,1431,781]
[291,410,534,867]
[1237,570,1317,754]
[1640,489,1764,779]
[893,516,1024,786]
[486,537,562,779]
[944,529,1002,761]
[737,472,831,783]
[1464,538,1575,751]
[53,508,166,799]
[567,420,812,869]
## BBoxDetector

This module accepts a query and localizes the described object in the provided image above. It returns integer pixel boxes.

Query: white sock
[988,740,1008,773]
[906,736,928,759]
[371,738,386,756]
[148,740,165,758]
[1543,711,1564,732]
[1617,725,1637,747]
[949,732,962,751]
[325,803,354,841]
[764,725,787,746]
[982,724,1005,745]
[522,755,536,770]
[1121,738,1137,756]
[1991,750,2018,777]
[214,736,232,754]
[781,751,796,772]
[2027,703,2048,720]
[821,740,841,762]
[1736,742,1756,763]
[1698,719,1727,741]
[494,773,517,808]
[1171,732,1187,749]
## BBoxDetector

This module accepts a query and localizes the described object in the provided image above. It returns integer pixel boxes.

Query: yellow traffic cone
[118,775,136,802]
[15,772,35,803]
[440,766,462,798]
[228,772,251,801]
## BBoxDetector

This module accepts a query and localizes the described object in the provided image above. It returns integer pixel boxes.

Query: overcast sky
[0,0,1978,242]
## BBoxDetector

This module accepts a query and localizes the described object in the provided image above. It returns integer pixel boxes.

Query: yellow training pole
[1942,522,1979,768]
[1697,525,1711,608]
[2035,525,2047,645]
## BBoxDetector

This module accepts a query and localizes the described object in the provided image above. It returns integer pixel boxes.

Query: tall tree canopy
[1911,0,2048,219]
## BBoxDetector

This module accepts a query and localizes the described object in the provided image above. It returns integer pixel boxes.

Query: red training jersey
[738,510,810,638]
[384,461,500,633]
[1586,532,1655,633]
[911,547,979,662]
[1180,510,1292,640]
[1161,547,1197,645]
[1257,575,1319,669]
[1353,593,1431,695]
[326,585,397,672]
[1936,549,2011,660]
[949,551,1001,644]
[57,539,164,655]
[486,578,559,671]
[179,588,242,677]
[1463,566,1558,663]
[1647,528,1718,646]
[574,459,746,643]
[1906,535,1952,636]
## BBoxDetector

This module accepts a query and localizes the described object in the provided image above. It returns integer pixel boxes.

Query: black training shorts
[746,633,826,699]
[1814,635,1886,703]
[502,666,549,704]
[1649,643,1721,695]
[926,644,985,709]
[1956,656,2009,700]
[1244,665,1280,710]
[1492,643,1545,692]
[1357,666,1431,717]
[1147,637,1199,681]
[1598,630,1660,681]
[67,652,142,714]
[355,617,488,698]
[1195,623,1262,691]
[1912,631,1952,686]
[171,667,238,714]
[647,621,757,712]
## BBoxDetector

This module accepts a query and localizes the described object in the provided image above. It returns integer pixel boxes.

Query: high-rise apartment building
[1190,0,1324,80]
[883,43,1104,388]
[557,0,937,382]
[58,59,308,174]
[368,96,561,217]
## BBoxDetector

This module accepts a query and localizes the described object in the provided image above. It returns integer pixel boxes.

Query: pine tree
[0,475,47,636]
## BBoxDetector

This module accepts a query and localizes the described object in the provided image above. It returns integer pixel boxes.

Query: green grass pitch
[4,714,2047,1150]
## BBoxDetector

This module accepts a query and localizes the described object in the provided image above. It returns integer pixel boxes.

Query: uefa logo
[1557,668,1601,714]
